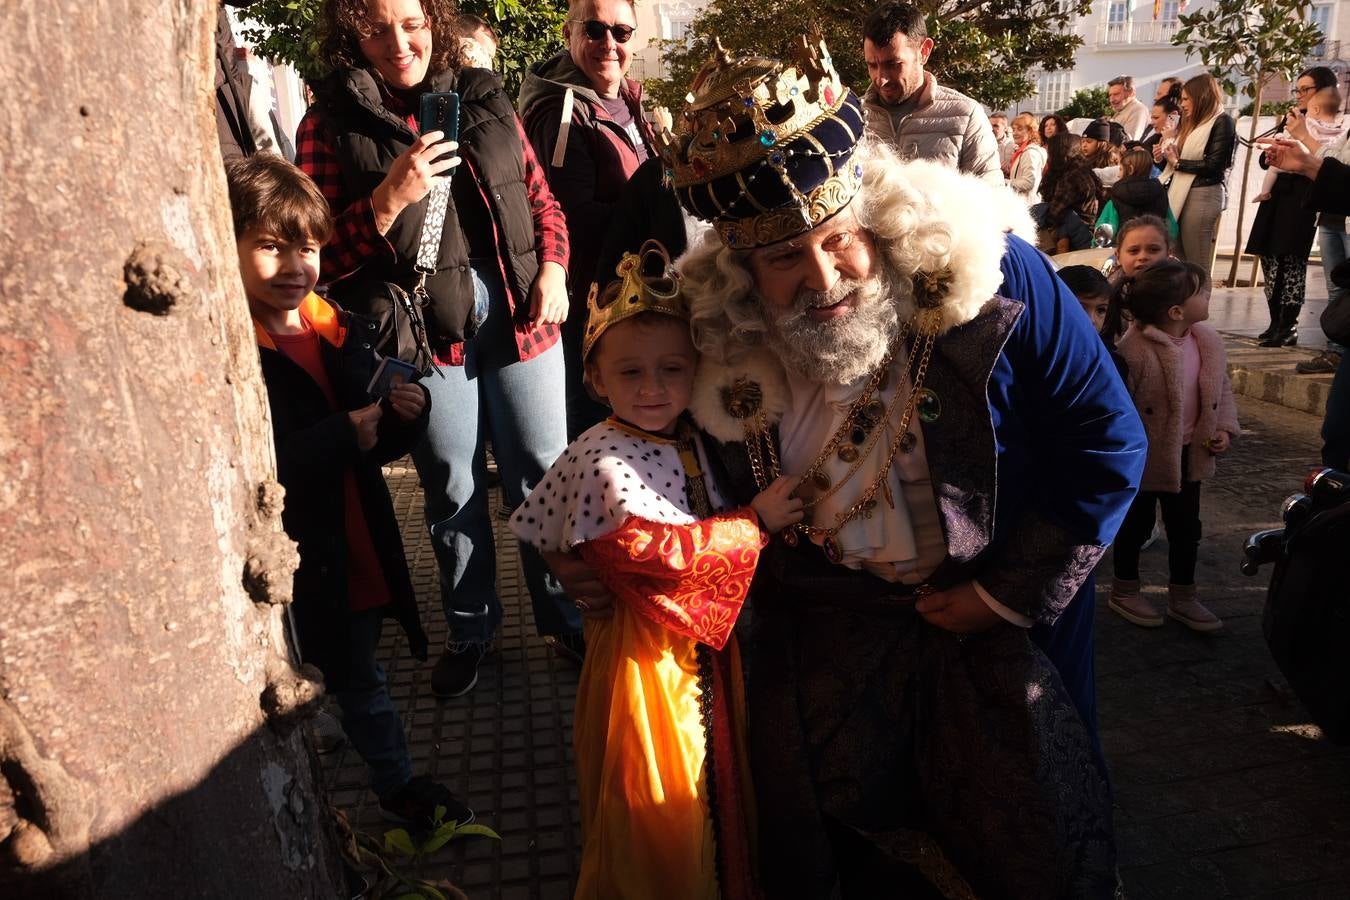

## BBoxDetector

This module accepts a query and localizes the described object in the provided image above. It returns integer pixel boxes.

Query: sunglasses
[577,19,635,43]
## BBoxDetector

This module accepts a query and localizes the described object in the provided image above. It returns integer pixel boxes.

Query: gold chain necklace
[793,316,913,502]
[743,310,940,564]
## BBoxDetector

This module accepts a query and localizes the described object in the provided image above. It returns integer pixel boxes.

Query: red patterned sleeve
[516,117,570,272]
[294,108,397,281]
[578,510,766,651]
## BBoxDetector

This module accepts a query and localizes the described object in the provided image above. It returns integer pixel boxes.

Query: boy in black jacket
[226,154,471,829]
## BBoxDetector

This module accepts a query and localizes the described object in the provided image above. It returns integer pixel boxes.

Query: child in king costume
[510,244,800,900]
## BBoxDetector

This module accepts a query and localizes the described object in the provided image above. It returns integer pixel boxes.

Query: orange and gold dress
[510,419,764,900]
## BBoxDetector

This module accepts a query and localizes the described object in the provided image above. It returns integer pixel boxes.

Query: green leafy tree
[1239,98,1296,117]
[1056,86,1111,121]
[238,0,565,94]
[645,0,1090,112]
[469,0,567,94]
[1172,0,1324,283]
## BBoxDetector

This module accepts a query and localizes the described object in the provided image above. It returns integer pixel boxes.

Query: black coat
[1245,169,1318,258]
[1110,177,1171,225]
[1305,155,1350,216]
[257,297,430,691]
[593,156,690,289]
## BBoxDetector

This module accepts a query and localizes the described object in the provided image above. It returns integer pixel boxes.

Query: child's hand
[388,383,426,422]
[751,475,804,533]
[1205,432,1231,455]
[349,401,382,451]
[544,550,614,620]
[1253,192,1271,203]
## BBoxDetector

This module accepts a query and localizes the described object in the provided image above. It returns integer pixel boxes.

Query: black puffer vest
[314,67,539,352]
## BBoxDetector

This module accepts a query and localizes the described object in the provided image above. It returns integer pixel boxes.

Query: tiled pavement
[323,396,1350,899]
[321,463,581,899]
[1097,395,1350,898]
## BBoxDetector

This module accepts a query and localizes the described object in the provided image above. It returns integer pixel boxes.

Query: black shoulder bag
[357,177,452,378]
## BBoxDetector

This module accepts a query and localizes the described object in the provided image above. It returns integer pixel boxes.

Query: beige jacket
[1112,97,1150,142]
[1007,142,1047,199]
[1117,321,1238,492]
[863,73,1002,184]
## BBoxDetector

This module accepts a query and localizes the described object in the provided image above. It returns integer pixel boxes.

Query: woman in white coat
[1007,112,1048,202]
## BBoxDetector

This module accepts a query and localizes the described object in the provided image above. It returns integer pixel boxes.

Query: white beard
[761,269,901,386]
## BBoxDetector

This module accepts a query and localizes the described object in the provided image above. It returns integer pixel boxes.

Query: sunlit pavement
[322,397,1350,899]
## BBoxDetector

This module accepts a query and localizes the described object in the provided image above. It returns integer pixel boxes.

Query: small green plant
[1239,98,1295,117]
[336,805,500,900]
[1057,86,1112,121]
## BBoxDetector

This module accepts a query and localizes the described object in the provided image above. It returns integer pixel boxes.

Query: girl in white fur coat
[1109,260,1239,633]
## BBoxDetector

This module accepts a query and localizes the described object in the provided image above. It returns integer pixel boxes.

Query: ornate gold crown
[662,33,847,187]
[659,32,867,249]
[583,241,688,361]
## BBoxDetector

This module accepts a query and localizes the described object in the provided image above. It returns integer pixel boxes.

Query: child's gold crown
[583,241,688,362]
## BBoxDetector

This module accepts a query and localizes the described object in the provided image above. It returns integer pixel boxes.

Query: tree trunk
[1227,77,1266,287]
[0,2,341,896]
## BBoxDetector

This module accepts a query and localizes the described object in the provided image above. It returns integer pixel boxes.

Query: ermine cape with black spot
[510,418,763,898]
[509,419,731,551]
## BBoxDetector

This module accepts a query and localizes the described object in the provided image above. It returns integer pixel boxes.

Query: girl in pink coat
[1109,260,1239,632]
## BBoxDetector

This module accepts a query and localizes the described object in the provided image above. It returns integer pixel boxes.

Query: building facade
[630,0,709,82]
[1017,0,1349,117]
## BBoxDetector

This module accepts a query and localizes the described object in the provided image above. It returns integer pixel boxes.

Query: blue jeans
[1319,226,1349,356]
[334,610,412,799]
[412,260,578,643]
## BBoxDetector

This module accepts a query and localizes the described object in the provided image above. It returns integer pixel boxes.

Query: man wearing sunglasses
[520,0,659,440]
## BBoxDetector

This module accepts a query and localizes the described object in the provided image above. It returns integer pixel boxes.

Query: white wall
[632,0,709,82]
[1008,0,1216,117]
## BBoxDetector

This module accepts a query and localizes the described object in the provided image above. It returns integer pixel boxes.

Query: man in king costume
[665,38,1149,898]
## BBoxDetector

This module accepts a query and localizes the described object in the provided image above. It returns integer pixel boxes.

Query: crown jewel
[583,241,688,362]
[660,32,866,249]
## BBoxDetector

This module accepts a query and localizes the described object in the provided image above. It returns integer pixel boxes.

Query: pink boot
[1108,577,1163,628]
[1167,583,1223,633]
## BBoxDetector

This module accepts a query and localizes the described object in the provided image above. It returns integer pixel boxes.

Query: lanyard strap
[414,175,453,278]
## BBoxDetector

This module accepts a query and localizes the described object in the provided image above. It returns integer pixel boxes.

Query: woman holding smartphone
[1244,66,1339,346]
[296,0,584,702]
[1159,72,1236,270]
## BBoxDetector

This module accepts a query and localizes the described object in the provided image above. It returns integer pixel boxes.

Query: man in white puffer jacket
[861,1,1003,185]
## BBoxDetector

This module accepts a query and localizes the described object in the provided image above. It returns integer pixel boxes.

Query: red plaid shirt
[295,94,567,365]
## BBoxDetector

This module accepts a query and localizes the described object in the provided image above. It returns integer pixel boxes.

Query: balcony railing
[1095,20,1181,47]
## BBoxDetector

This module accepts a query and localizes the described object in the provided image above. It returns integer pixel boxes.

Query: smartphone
[1166,111,1180,134]
[418,91,460,166]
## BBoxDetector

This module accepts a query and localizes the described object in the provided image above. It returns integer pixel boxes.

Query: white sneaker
[1140,518,1163,550]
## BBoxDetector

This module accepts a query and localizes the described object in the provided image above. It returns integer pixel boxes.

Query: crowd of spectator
[211,0,1349,894]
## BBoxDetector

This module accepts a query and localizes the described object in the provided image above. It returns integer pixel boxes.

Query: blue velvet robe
[701,234,1146,899]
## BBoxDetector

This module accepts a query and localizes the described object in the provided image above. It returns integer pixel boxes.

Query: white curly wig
[680,138,1035,365]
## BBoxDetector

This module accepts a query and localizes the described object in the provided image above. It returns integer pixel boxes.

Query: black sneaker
[431,641,486,698]
[544,631,586,666]
[379,775,474,830]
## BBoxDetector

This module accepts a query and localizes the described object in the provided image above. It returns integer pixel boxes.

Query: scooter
[1242,467,1350,743]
